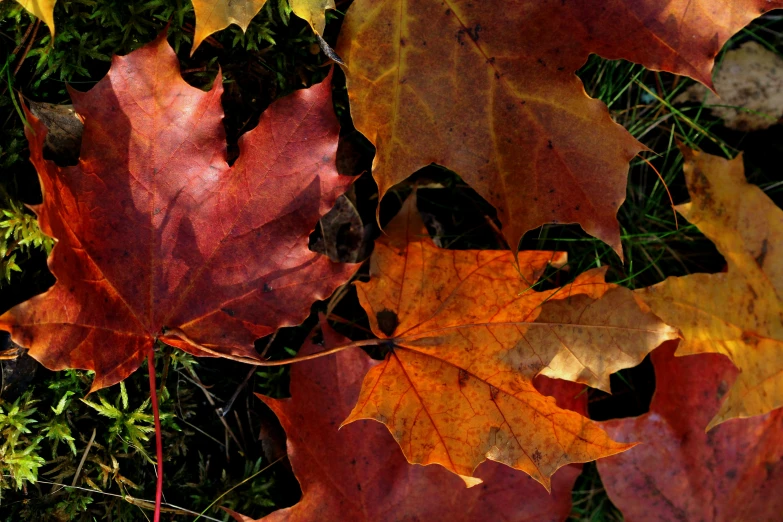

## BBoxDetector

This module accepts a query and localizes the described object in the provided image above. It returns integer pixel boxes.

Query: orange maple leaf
[337,0,783,254]
[228,322,583,521]
[345,193,677,487]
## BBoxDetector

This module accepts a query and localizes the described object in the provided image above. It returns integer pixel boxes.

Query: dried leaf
[290,0,334,35]
[28,101,84,165]
[191,0,268,53]
[346,193,676,487]
[232,322,582,521]
[636,146,783,428]
[337,0,783,254]
[597,341,783,522]
[12,0,56,35]
[675,41,783,131]
[0,34,356,391]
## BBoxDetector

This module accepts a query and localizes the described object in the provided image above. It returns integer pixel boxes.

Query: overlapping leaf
[597,341,783,521]
[346,194,677,487]
[637,147,783,428]
[191,0,336,53]
[9,0,56,34]
[0,34,356,391]
[191,0,269,52]
[290,0,334,35]
[230,323,582,521]
[337,0,783,254]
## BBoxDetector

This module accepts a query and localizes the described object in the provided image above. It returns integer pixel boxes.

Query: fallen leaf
[311,191,372,263]
[675,41,783,131]
[0,34,356,391]
[28,101,84,166]
[597,341,783,522]
[191,0,268,53]
[11,0,56,35]
[290,0,334,35]
[233,322,582,522]
[346,193,677,487]
[636,146,783,428]
[337,0,783,254]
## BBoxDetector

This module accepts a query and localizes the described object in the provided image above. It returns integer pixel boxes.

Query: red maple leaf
[0,33,356,390]
[597,341,783,521]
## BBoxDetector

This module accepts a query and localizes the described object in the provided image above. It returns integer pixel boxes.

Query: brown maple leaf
[0,34,356,391]
[597,341,783,522]
[337,0,783,254]
[345,193,677,487]
[228,322,582,522]
[636,146,783,428]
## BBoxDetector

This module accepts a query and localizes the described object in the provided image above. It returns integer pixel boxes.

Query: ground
[0,2,782,521]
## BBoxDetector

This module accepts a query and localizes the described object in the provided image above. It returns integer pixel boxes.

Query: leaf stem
[161,327,384,366]
[147,346,163,522]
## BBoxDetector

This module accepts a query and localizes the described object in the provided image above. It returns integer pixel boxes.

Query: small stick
[187,366,244,453]
[219,330,279,418]
[13,19,40,76]
[11,22,35,56]
[162,327,383,366]
[61,428,95,493]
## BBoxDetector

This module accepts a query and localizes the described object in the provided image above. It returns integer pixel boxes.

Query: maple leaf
[191,0,268,53]
[636,146,783,429]
[190,0,336,53]
[337,0,783,255]
[290,0,334,35]
[596,341,783,522]
[0,34,356,391]
[229,322,582,522]
[345,193,677,488]
[9,0,56,35]
[637,147,783,428]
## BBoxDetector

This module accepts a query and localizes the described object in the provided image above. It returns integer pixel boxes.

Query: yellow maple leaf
[637,146,783,429]
[290,0,334,35]
[191,0,335,54]
[12,0,56,35]
[191,0,268,53]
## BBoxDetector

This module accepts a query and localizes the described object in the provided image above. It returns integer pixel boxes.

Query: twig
[186,366,244,454]
[219,331,278,418]
[11,22,34,56]
[147,347,163,522]
[162,327,383,366]
[60,428,95,493]
[219,367,255,418]
[13,19,40,76]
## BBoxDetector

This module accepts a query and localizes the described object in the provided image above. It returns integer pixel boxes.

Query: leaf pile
[1,0,783,520]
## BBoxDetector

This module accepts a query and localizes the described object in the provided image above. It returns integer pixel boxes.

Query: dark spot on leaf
[263,283,273,293]
[458,369,469,387]
[755,238,768,268]
[221,308,235,317]
[376,309,399,337]
[531,450,542,464]
[490,385,500,400]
